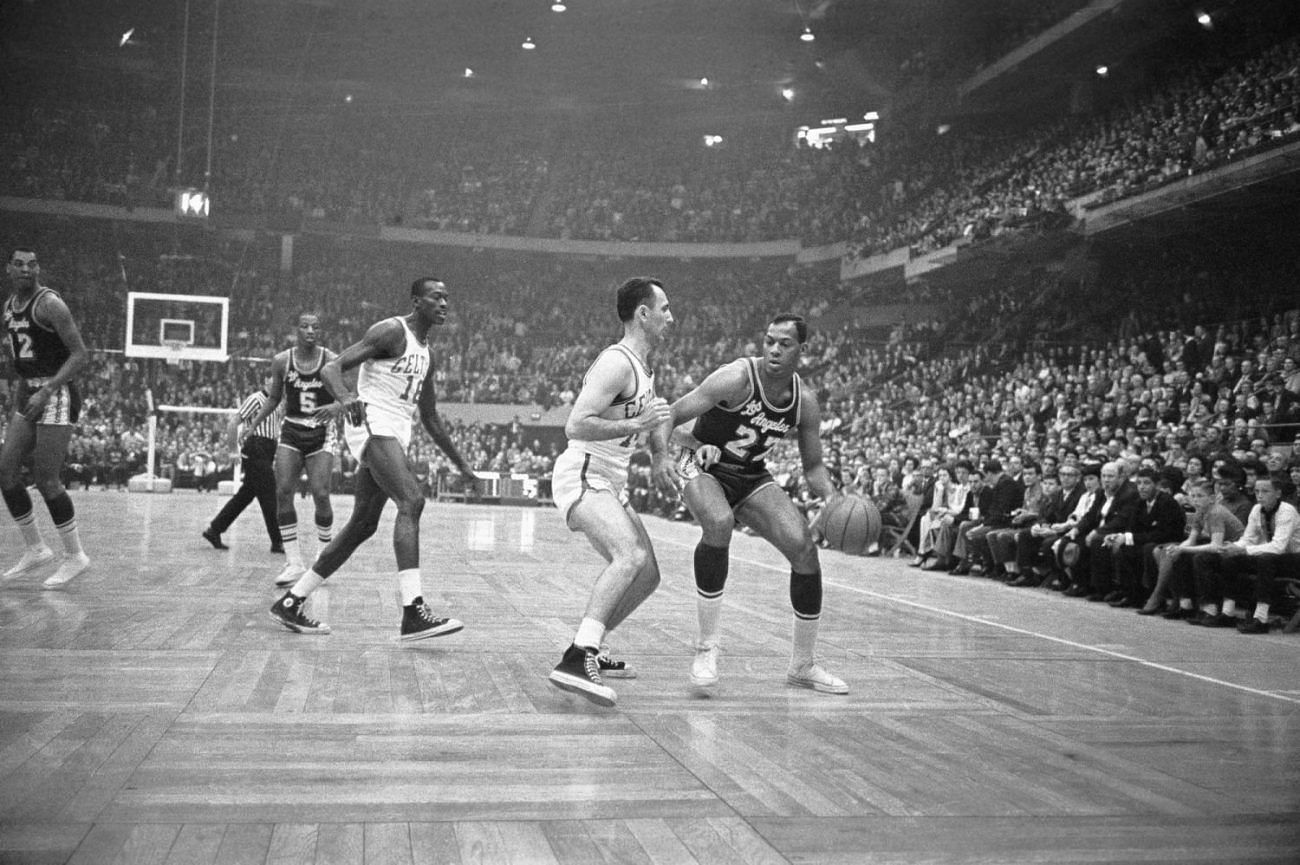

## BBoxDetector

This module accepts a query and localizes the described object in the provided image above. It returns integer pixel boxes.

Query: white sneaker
[690,642,720,690]
[4,545,55,578]
[274,562,303,588]
[42,552,90,590]
[786,662,848,695]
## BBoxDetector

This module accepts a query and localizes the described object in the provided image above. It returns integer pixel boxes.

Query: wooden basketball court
[2,491,1297,864]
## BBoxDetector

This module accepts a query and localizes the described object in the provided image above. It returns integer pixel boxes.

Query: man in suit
[1108,467,1188,607]
[953,458,1023,576]
[1009,463,1086,587]
[1067,461,1141,600]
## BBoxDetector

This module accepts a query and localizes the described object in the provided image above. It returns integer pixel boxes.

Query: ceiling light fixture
[522,36,536,50]
[464,68,474,78]
[551,2,566,11]
[800,26,815,42]
[1095,64,1108,77]
[781,87,795,102]
[700,77,709,87]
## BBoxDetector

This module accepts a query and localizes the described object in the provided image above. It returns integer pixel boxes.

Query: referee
[202,383,284,553]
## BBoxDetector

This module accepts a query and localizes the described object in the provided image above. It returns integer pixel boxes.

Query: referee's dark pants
[208,436,282,547]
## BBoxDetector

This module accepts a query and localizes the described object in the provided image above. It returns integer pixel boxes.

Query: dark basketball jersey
[691,357,802,471]
[4,287,71,379]
[283,347,335,427]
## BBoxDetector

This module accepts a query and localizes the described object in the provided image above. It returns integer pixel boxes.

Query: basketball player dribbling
[654,314,848,695]
[242,312,339,588]
[269,278,479,641]
[1,248,92,588]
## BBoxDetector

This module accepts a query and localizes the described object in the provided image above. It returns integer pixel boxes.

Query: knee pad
[1,485,34,520]
[44,491,75,528]
[789,569,822,617]
[694,542,730,596]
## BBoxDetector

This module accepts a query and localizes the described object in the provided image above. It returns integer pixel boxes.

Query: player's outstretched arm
[652,360,749,491]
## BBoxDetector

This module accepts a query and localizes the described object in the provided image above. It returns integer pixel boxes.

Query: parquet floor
[1,490,1298,864]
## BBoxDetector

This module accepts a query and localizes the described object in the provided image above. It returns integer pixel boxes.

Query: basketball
[817,494,880,556]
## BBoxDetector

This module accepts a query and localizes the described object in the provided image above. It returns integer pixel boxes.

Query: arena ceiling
[3,0,1054,132]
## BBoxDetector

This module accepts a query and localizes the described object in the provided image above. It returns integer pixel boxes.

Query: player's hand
[459,467,481,499]
[695,444,722,470]
[634,397,672,433]
[21,386,51,422]
[651,451,683,495]
[317,398,365,426]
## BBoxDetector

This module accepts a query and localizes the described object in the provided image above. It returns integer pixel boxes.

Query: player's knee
[34,477,65,501]
[620,543,651,576]
[395,494,424,521]
[698,516,734,545]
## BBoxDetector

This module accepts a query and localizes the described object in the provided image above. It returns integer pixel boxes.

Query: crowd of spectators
[5,27,1297,255]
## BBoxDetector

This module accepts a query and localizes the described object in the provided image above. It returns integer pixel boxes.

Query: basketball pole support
[129,390,238,494]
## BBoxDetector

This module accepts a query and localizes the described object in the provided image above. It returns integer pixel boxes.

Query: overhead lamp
[464,68,474,78]
[781,87,795,102]
[700,77,710,87]
[551,2,566,11]
[522,36,536,50]
[1196,11,1212,28]
[119,27,135,48]
[800,27,815,42]
[1095,64,1108,77]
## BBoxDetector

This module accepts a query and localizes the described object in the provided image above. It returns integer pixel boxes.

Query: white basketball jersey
[356,317,430,433]
[565,342,656,474]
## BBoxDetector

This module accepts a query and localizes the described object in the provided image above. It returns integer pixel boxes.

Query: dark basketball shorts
[693,457,777,510]
[278,420,334,458]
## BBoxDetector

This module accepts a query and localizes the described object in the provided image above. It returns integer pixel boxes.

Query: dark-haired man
[1107,467,1187,608]
[243,312,339,588]
[547,277,674,707]
[270,278,478,640]
[655,314,848,696]
[2,248,91,588]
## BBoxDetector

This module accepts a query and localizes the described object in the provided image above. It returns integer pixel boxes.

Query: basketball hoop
[162,339,188,366]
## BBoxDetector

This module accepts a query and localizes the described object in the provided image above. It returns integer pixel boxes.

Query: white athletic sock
[15,512,43,549]
[1253,602,1270,621]
[317,521,332,544]
[280,522,303,567]
[1201,603,1218,616]
[291,569,324,599]
[574,617,605,651]
[697,594,723,647]
[1222,599,1237,616]
[56,522,84,556]
[791,614,820,668]
[397,569,422,606]
[1179,598,1194,610]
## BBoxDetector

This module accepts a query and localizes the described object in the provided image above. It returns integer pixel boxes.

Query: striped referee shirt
[238,389,281,442]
